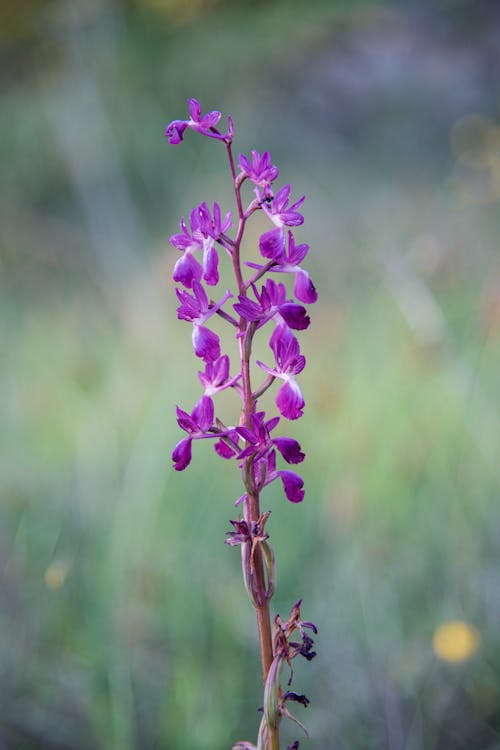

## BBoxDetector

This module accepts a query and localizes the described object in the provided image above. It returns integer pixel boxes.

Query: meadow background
[1,0,500,748]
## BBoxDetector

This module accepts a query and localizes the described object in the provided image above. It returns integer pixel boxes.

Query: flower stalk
[166,98,318,750]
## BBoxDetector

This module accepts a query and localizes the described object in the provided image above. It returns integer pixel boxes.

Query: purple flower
[257,185,306,261]
[262,184,306,229]
[257,326,306,420]
[176,281,232,362]
[198,355,241,396]
[248,231,318,304]
[172,395,214,471]
[236,449,305,505]
[238,150,279,188]
[170,201,232,287]
[233,279,310,331]
[236,411,305,465]
[165,98,231,145]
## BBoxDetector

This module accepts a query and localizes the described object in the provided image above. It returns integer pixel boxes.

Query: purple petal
[264,278,286,306]
[259,228,285,261]
[165,120,188,145]
[173,253,203,289]
[294,269,318,304]
[212,202,221,234]
[289,354,306,376]
[287,232,309,265]
[203,244,219,286]
[289,194,306,212]
[237,445,257,460]
[279,302,310,330]
[269,324,301,367]
[278,470,305,503]
[169,232,192,251]
[267,449,277,475]
[192,280,209,311]
[192,324,221,362]
[191,395,214,432]
[212,354,230,386]
[236,426,258,444]
[176,288,201,321]
[200,110,222,128]
[215,440,237,459]
[197,202,211,233]
[172,437,192,471]
[280,211,304,227]
[273,184,292,209]
[276,379,305,420]
[175,406,197,433]
[265,416,280,433]
[233,296,262,322]
[188,98,202,121]
[273,437,305,464]
[238,152,252,174]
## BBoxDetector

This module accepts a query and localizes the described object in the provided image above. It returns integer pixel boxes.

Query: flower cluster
[165,99,318,750]
[166,99,317,509]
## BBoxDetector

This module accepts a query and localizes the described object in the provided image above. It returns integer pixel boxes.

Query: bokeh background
[2,0,500,748]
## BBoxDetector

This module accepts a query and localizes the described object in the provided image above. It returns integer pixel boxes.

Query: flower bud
[261,540,276,600]
[263,655,284,730]
[241,541,259,608]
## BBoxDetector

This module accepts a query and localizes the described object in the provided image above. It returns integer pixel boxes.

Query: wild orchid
[165,98,318,750]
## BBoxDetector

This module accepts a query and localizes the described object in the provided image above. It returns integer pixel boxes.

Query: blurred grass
[2,0,500,749]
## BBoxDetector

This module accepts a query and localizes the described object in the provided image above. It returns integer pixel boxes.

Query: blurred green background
[2,0,500,748]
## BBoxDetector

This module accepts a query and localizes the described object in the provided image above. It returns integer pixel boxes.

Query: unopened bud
[261,540,276,600]
[263,655,284,730]
[241,541,259,607]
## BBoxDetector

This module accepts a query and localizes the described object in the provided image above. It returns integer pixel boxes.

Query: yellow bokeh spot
[44,562,67,590]
[432,620,480,663]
